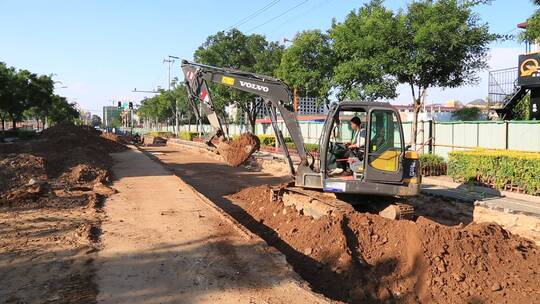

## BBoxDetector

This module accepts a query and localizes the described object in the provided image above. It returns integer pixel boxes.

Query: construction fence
[132,120,540,158]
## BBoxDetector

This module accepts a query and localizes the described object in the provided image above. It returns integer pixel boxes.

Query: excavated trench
[145,144,540,304]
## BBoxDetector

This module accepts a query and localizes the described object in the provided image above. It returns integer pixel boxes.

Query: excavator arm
[181,60,308,175]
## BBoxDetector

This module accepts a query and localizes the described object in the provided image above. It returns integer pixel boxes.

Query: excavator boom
[181,60,309,175]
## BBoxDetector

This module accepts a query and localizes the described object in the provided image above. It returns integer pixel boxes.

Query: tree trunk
[1,115,4,131]
[12,119,16,131]
[174,99,179,136]
[410,84,427,150]
[411,100,421,149]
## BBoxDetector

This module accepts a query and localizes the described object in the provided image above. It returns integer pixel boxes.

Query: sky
[0,0,536,117]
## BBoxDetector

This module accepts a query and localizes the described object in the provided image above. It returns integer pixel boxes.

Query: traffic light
[117,101,121,109]
[129,102,133,109]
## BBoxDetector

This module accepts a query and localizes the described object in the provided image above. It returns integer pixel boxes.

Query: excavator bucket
[216,133,260,167]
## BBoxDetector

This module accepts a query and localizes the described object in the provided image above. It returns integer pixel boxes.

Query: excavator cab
[298,101,421,197]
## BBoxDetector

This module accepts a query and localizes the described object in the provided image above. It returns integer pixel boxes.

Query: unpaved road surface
[96,148,326,304]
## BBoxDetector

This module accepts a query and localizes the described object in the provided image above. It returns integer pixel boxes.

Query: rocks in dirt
[92,182,117,196]
[491,282,502,291]
[216,133,260,167]
[227,185,540,304]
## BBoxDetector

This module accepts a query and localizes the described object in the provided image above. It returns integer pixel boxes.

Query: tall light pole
[164,55,180,135]
[163,55,180,91]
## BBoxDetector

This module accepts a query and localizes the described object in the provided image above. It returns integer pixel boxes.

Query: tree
[330,0,498,147]
[277,30,335,103]
[47,95,79,124]
[91,115,102,127]
[0,62,11,131]
[453,107,482,121]
[194,29,283,133]
[330,1,400,101]
[0,62,73,130]
[512,94,531,120]
[520,1,540,42]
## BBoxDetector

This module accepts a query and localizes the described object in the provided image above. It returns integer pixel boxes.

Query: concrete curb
[134,145,332,303]
[423,176,540,205]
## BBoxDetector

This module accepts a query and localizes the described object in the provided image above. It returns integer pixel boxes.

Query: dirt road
[96,147,326,304]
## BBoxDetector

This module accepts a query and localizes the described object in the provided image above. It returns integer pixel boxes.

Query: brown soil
[0,123,125,303]
[228,185,540,304]
[217,133,260,167]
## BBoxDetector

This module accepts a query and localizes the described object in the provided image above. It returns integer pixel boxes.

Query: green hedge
[146,131,175,138]
[419,154,445,167]
[419,153,446,176]
[256,135,318,152]
[256,135,293,147]
[448,149,540,195]
[178,131,199,141]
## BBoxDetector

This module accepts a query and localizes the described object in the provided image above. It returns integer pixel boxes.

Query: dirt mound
[228,185,540,303]
[0,123,124,209]
[217,133,260,167]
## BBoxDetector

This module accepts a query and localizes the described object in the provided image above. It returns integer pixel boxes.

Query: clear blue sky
[0,0,536,116]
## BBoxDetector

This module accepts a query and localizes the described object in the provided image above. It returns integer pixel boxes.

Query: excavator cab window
[367,111,402,172]
[326,109,367,178]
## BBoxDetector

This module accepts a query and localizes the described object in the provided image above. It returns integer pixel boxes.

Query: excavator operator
[330,116,366,176]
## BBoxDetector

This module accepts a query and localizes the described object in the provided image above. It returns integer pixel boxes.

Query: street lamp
[163,55,181,136]
[132,88,159,94]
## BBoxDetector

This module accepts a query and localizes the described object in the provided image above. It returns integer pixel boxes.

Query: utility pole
[163,55,180,136]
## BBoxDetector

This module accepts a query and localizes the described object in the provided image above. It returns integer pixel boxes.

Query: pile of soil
[228,185,540,303]
[0,123,126,208]
[217,133,260,167]
[0,123,125,302]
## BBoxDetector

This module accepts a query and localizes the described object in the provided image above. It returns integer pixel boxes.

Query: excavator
[181,60,421,220]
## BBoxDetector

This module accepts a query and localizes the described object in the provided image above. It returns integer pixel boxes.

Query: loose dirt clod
[227,185,540,304]
[217,133,260,167]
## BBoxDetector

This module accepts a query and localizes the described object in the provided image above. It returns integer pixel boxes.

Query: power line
[268,0,335,36]
[227,0,281,30]
[246,0,311,33]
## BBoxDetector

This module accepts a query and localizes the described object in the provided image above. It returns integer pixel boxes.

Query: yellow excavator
[181,60,421,220]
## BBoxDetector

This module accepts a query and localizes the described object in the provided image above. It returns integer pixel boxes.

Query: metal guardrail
[488,67,518,104]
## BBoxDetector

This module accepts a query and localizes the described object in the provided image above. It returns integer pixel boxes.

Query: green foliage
[91,115,102,127]
[0,61,75,129]
[448,149,540,195]
[257,135,278,147]
[256,134,318,152]
[330,0,497,145]
[147,131,175,138]
[419,153,445,167]
[194,29,283,132]
[520,2,540,42]
[419,153,446,175]
[277,30,334,102]
[138,85,189,127]
[452,107,482,121]
[330,0,399,100]
[257,135,293,147]
[513,94,531,120]
[178,131,199,141]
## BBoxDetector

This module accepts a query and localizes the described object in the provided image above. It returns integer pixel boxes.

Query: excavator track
[271,185,415,220]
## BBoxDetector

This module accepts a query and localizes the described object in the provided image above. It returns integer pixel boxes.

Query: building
[297,97,328,115]
[465,98,490,109]
[393,101,462,121]
[103,106,122,127]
